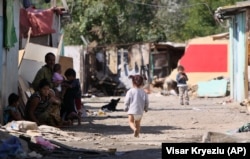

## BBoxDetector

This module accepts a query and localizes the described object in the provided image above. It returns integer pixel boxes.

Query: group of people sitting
[4,52,82,127]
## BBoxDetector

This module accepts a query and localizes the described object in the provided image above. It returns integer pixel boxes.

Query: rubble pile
[188,84,198,98]
[88,73,126,97]
[151,76,165,89]
[0,121,107,159]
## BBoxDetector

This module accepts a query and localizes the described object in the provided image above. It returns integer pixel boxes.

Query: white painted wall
[64,45,83,79]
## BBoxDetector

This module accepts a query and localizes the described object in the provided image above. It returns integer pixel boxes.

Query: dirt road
[60,93,250,159]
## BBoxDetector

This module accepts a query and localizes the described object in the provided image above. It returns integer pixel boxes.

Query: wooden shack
[215,1,250,102]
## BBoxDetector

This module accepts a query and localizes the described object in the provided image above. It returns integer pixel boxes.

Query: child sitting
[61,68,82,125]
[4,93,23,125]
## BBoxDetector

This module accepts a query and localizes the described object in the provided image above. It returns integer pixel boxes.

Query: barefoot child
[124,75,149,137]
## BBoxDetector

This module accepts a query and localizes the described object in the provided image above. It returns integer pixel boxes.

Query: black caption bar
[162,143,250,159]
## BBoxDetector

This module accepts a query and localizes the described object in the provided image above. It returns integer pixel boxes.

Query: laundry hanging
[4,0,17,49]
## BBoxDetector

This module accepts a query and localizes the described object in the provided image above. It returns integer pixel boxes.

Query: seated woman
[25,78,70,126]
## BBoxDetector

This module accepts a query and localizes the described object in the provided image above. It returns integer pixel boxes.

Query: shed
[215,1,250,102]
[151,43,185,78]
[84,42,185,96]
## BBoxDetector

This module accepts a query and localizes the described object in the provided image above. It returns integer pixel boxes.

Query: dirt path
[59,93,250,159]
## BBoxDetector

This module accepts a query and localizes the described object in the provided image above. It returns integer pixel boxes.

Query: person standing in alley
[124,75,149,137]
[176,65,189,105]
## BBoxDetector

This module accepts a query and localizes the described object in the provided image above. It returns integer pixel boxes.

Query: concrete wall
[64,46,83,79]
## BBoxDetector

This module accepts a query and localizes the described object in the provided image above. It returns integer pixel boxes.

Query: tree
[63,0,167,45]
[62,0,245,45]
[164,0,244,42]
[154,0,188,42]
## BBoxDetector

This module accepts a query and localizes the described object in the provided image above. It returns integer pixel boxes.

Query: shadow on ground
[62,123,182,136]
[99,148,161,159]
[44,146,161,159]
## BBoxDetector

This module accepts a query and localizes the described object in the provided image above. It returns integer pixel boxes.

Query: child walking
[124,75,149,137]
[176,65,189,105]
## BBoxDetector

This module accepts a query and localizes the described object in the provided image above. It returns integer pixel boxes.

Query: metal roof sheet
[216,2,250,14]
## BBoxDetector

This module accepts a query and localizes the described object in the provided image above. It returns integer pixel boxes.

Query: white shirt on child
[124,88,149,115]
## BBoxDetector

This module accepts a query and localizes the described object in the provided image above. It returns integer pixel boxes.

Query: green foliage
[167,0,244,41]
[62,0,245,45]
[63,0,167,45]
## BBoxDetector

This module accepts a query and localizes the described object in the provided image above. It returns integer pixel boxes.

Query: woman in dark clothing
[25,78,70,126]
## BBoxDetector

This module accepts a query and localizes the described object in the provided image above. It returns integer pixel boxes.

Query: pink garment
[20,7,56,37]
[35,136,55,150]
[52,72,64,83]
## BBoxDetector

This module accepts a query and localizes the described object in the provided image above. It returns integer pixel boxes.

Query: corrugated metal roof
[156,42,186,48]
[216,2,250,16]
[221,2,250,10]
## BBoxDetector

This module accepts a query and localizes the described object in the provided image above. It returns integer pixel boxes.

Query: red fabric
[20,8,32,38]
[180,44,227,72]
[20,7,55,38]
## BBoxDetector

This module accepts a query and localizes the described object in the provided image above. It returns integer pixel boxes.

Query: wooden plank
[59,56,74,75]
[19,59,44,83]
[18,50,25,67]
[19,28,31,68]
[24,43,58,63]
[48,140,108,158]
[57,33,64,56]
[237,13,247,101]
[18,75,34,117]
[248,40,250,65]
[18,76,29,105]
[106,46,118,74]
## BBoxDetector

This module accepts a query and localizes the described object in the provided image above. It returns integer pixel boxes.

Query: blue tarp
[0,136,24,159]
[197,79,228,97]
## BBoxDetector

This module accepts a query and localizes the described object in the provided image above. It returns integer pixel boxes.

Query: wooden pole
[18,27,32,69]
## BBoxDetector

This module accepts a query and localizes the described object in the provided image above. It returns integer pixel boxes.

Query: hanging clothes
[4,0,17,49]
[20,7,56,38]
